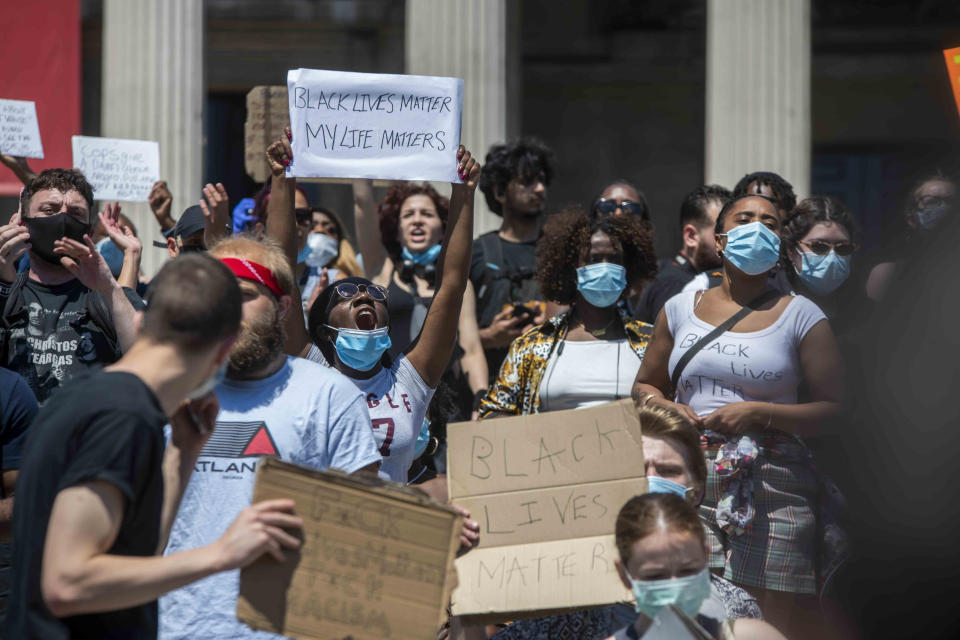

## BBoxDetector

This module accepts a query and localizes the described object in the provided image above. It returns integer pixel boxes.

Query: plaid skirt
[700,436,818,595]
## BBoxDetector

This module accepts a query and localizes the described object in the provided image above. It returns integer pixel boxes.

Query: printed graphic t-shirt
[6,279,118,403]
[159,356,379,640]
[306,345,435,483]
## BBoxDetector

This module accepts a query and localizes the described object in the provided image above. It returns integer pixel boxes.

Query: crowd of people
[0,122,955,640]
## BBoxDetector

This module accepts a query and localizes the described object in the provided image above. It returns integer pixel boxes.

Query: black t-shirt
[8,371,166,640]
[633,255,699,324]
[469,232,542,382]
[0,369,38,632]
[5,279,120,404]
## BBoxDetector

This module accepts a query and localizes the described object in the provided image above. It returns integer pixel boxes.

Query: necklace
[582,315,619,337]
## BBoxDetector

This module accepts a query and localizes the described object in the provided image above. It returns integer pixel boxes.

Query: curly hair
[377,182,449,263]
[23,169,95,219]
[733,171,796,213]
[536,207,657,305]
[479,137,555,216]
[783,195,858,253]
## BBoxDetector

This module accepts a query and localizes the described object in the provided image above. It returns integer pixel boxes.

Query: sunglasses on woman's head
[593,198,648,219]
[800,240,857,257]
[333,282,388,302]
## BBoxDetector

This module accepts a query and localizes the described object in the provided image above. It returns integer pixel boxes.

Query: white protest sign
[0,99,44,159]
[71,136,160,202]
[286,68,463,182]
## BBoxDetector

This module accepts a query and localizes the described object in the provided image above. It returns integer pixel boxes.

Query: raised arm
[457,281,489,401]
[97,203,141,291]
[0,155,37,186]
[405,147,480,388]
[148,181,176,233]
[352,178,388,281]
[200,183,231,248]
[264,129,311,358]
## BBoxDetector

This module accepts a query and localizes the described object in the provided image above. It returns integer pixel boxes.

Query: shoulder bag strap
[670,289,780,391]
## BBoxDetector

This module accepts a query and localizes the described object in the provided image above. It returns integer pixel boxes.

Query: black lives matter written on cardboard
[447,399,646,621]
[237,458,461,640]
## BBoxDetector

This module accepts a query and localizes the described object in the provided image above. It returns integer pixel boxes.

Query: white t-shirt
[664,290,826,416]
[538,339,640,412]
[159,356,379,640]
[306,344,435,483]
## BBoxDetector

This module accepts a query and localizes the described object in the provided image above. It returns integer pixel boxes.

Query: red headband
[219,257,283,298]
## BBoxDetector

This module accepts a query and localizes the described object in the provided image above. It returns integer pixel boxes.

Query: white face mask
[301,233,339,268]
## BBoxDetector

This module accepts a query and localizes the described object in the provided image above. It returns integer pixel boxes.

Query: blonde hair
[638,405,707,501]
[332,238,363,277]
[209,233,295,298]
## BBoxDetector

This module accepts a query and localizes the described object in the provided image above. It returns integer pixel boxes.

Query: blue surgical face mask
[402,244,442,266]
[915,203,950,231]
[796,251,850,296]
[96,237,124,279]
[647,475,691,500]
[629,567,712,620]
[413,418,432,458]
[576,262,627,308]
[326,325,392,372]
[719,221,781,275]
[300,232,339,267]
[188,361,228,400]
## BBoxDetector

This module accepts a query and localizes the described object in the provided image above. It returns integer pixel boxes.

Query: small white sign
[0,99,44,159]
[71,136,160,202]
[286,68,463,183]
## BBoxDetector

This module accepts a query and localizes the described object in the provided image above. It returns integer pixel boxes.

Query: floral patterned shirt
[478,307,653,418]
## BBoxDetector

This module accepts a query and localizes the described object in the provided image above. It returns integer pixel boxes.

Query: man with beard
[633,185,731,323]
[0,169,141,402]
[159,235,380,640]
[471,137,554,383]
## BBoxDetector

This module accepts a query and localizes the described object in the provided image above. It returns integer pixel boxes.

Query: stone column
[705,0,811,197]
[101,0,203,276]
[405,0,517,236]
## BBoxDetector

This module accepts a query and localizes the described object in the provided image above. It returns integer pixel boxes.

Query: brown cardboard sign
[244,86,289,184]
[236,458,461,640]
[447,399,645,619]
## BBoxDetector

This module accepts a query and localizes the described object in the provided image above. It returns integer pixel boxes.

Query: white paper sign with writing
[71,136,160,202]
[0,99,44,159]
[286,68,463,182]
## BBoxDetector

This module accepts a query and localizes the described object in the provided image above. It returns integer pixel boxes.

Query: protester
[7,253,304,639]
[632,193,844,638]
[782,195,864,336]
[866,172,956,301]
[159,236,381,639]
[156,205,207,258]
[608,494,787,640]
[308,205,363,276]
[351,178,488,413]
[0,169,141,403]
[485,405,763,640]
[479,208,656,417]
[264,130,481,514]
[471,138,554,382]
[633,185,730,323]
[148,180,177,233]
[92,202,144,292]
[0,369,38,635]
[592,180,650,220]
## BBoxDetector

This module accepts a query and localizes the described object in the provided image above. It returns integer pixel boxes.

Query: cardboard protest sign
[71,136,159,202]
[447,399,645,620]
[944,47,960,121]
[244,86,290,183]
[237,458,461,640]
[0,99,44,159]
[286,68,463,182]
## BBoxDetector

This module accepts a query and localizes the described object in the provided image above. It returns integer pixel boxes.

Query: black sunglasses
[333,282,388,302]
[800,240,857,257]
[593,198,648,219]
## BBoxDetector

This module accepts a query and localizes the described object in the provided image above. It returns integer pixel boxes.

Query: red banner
[0,0,81,196]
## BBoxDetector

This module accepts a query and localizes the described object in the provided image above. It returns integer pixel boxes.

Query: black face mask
[23,213,90,265]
